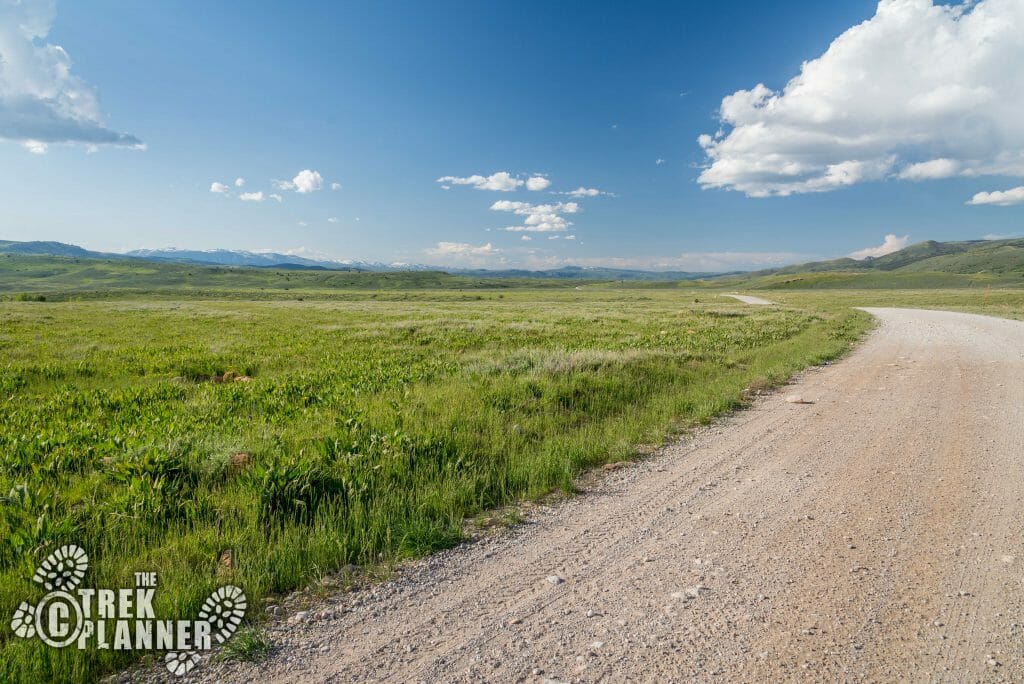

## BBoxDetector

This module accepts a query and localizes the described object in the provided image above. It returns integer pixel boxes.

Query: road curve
[722,293,775,305]
[192,308,1024,683]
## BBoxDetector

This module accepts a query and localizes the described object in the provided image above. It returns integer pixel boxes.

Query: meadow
[0,286,870,682]
[2,251,1023,681]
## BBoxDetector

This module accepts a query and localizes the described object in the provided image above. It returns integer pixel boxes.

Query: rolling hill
[734,238,1024,289]
[0,240,714,281]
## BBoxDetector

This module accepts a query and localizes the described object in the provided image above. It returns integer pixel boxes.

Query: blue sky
[1,0,1022,271]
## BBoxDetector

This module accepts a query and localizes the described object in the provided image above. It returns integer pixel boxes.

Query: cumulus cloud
[210,182,230,194]
[967,186,1024,206]
[269,193,283,202]
[425,241,499,256]
[898,158,961,181]
[273,169,324,193]
[561,186,611,197]
[0,0,142,150]
[292,169,323,193]
[491,200,580,232]
[525,175,551,191]
[238,191,264,202]
[436,171,523,191]
[848,234,910,260]
[698,0,1024,197]
[331,182,342,191]
[327,217,338,223]
[234,177,245,187]
[521,235,532,241]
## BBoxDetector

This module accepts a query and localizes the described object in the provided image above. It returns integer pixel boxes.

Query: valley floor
[186,308,1024,683]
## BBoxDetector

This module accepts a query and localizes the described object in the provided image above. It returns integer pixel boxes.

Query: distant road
[723,293,774,305]
[194,308,1024,683]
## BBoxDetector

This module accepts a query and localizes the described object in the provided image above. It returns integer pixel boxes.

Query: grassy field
[0,253,586,299]
[0,288,870,682]
[2,252,1023,681]
[714,269,1024,290]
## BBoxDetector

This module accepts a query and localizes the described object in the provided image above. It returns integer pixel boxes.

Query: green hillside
[4,237,1024,297]
[729,237,1024,289]
[0,254,585,300]
[896,240,1024,274]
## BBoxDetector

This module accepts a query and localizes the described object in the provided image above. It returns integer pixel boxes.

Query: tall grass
[0,292,869,681]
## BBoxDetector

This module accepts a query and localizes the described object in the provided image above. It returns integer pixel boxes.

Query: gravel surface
[721,294,775,305]
[149,308,1024,683]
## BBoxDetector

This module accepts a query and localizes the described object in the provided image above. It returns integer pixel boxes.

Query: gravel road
[722,294,775,305]
[183,308,1024,683]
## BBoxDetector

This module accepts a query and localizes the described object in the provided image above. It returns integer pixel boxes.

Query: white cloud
[0,0,142,150]
[327,217,338,223]
[269,193,283,202]
[292,169,323,193]
[565,234,577,240]
[491,199,579,232]
[699,0,1024,197]
[526,175,551,191]
[331,182,342,191]
[849,234,910,260]
[234,177,246,187]
[562,186,611,197]
[521,235,532,241]
[239,191,265,202]
[898,158,961,181]
[297,221,308,227]
[436,171,523,192]
[655,159,665,165]
[967,186,1024,206]
[23,139,46,154]
[210,182,230,194]
[273,169,324,193]
[425,242,499,256]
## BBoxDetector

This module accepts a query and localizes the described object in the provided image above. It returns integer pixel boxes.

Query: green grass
[0,253,591,300]
[8,253,1019,682]
[0,289,870,682]
[217,628,273,663]
[719,269,1024,290]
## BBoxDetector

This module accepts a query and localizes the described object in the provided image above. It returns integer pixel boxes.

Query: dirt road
[722,294,775,305]
[194,308,1024,683]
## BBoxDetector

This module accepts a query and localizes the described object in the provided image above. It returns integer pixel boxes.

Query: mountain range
[0,241,714,280]
[2,237,1023,285]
